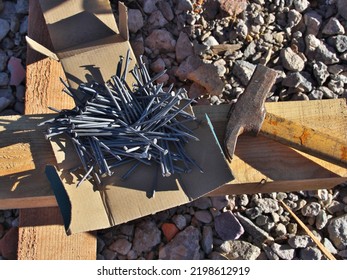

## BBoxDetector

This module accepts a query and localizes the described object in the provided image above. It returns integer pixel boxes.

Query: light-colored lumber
[209,177,344,196]
[195,100,347,185]
[25,0,74,114]
[14,0,96,261]
[17,207,96,260]
[0,99,346,209]
[0,114,57,209]
[261,112,347,167]
[1,1,338,211]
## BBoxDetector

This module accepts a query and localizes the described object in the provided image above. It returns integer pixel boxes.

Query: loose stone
[132,220,161,254]
[223,240,261,260]
[328,214,347,250]
[159,226,200,260]
[300,246,322,260]
[288,235,311,248]
[109,239,132,255]
[128,9,144,33]
[255,198,279,214]
[271,243,295,260]
[214,211,244,241]
[301,202,321,217]
[201,226,213,255]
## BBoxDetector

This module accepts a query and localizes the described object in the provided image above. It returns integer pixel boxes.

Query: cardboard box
[27,0,233,234]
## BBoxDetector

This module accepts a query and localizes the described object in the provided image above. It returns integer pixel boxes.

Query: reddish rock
[219,0,247,17]
[175,55,203,81]
[161,223,179,241]
[188,82,207,99]
[0,227,18,260]
[150,58,166,73]
[145,29,176,53]
[187,64,224,96]
[8,57,25,86]
[156,73,169,85]
[175,31,194,63]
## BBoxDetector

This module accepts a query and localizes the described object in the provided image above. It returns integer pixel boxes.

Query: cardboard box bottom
[46,115,234,234]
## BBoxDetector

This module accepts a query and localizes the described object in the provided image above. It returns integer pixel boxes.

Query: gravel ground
[0,0,347,260]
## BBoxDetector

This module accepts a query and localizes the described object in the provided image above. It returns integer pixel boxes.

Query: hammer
[224,64,347,168]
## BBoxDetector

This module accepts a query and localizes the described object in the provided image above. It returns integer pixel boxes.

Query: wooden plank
[16,0,96,261]
[261,112,347,167]
[0,114,57,208]
[13,0,345,261]
[25,0,74,115]
[0,99,346,210]
[209,177,344,196]
[17,207,96,260]
[195,100,347,182]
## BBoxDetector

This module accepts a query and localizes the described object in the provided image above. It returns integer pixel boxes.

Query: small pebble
[288,235,311,248]
[194,210,212,224]
[172,214,187,230]
[255,215,269,227]
[109,239,132,256]
[300,246,322,260]
[271,243,295,260]
[274,223,287,237]
[161,223,179,242]
[287,223,298,235]
[301,202,321,217]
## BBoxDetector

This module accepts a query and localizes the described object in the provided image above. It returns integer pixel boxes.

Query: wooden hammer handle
[261,112,347,167]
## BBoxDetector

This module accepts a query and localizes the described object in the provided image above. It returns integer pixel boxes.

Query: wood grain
[18,207,96,260]
[261,112,347,167]
[196,100,347,181]
[0,114,57,208]
[1,99,346,210]
[25,0,74,115]
[15,0,96,260]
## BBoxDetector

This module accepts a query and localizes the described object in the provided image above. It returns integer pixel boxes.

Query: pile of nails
[40,51,201,188]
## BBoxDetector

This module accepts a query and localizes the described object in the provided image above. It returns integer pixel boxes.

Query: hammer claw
[225,125,244,160]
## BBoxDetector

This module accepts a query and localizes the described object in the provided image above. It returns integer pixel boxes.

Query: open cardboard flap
[27,0,135,89]
[30,0,234,234]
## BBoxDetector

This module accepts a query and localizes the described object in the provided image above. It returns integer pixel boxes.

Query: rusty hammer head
[224,64,278,160]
